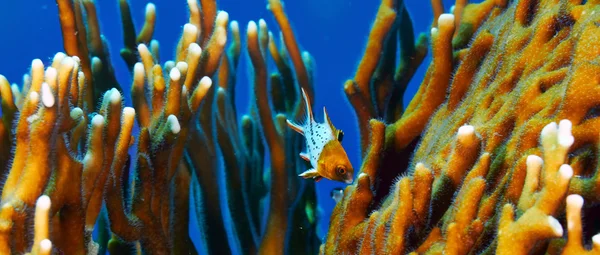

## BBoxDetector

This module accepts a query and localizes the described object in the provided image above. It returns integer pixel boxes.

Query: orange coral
[6,0,600,254]
[324,0,600,254]
[0,0,320,254]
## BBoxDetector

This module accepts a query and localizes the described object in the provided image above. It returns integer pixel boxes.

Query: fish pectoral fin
[299,169,320,179]
[286,120,304,135]
[299,152,310,162]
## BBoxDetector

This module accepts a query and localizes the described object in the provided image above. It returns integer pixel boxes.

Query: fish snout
[344,171,354,184]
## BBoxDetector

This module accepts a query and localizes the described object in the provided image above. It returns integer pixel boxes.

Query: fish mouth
[345,179,353,184]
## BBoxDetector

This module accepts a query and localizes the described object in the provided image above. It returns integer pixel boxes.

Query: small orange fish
[287,88,354,184]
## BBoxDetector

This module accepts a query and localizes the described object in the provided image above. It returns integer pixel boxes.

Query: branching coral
[5,0,600,254]
[324,0,600,254]
[0,0,320,254]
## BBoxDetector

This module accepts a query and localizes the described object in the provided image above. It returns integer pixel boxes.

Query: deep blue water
[0,0,466,253]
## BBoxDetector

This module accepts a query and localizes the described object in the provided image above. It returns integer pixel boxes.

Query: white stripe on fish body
[303,120,335,168]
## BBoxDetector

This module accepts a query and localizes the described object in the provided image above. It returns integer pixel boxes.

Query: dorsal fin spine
[323,107,338,140]
[301,88,314,122]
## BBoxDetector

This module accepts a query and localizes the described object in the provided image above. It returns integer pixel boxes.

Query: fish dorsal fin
[301,88,314,122]
[286,88,314,135]
[323,107,343,141]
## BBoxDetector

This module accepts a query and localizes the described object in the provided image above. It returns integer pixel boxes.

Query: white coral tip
[548,216,563,236]
[137,43,149,53]
[200,76,213,88]
[558,119,574,148]
[438,13,455,28]
[40,239,52,253]
[109,88,121,104]
[189,43,202,55]
[457,125,475,136]
[70,107,83,120]
[559,164,574,180]
[41,83,55,108]
[247,21,257,34]
[123,107,136,119]
[170,68,181,81]
[230,20,239,32]
[593,234,600,245]
[526,155,543,168]
[36,195,51,211]
[567,194,584,209]
[168,115,181,134]
[92,114,105,127]
[183,23,197,34]
[541,122,558,139]
[134,62,145,75]
[146,3,156,14]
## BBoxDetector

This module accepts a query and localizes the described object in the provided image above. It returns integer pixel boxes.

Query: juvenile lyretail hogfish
[286,88,354,184]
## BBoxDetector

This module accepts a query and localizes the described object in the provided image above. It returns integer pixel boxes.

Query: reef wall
[323,0,600,254]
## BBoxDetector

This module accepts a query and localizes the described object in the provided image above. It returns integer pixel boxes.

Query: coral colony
[0,0,599,254]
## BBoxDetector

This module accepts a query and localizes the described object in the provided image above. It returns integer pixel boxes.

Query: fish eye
[336,166,346,175]
[337,131,344,142]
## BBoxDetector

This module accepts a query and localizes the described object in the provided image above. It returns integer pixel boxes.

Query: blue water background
[0,0,472,253]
